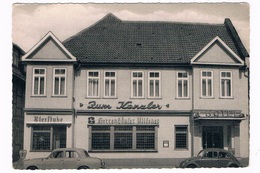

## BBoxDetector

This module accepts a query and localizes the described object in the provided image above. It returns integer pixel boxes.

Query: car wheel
[78,166,89,169]
[27,166,38,170]
[229,164,239,168]
[186,164,197,168]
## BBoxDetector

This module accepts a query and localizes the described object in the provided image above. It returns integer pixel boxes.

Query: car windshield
[197,150,204,157]
[84,150,90,157]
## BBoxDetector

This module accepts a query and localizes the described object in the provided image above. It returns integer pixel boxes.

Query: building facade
[12,43,26,162]
[21,14,249,168]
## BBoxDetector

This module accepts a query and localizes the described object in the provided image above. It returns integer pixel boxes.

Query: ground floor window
[31,125,66,151]
[90,125,157,151]
[175,125,188,149]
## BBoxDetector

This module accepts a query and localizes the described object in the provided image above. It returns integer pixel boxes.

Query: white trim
[148,71,161,98]
[32,68,46,96]
[219,71,233,98]
[22,31,77,62]
[200,70,214,98]
[131,71,145,98]
[191,36,244,66]
[52,68,67,96]
[103,71,117,98]
[176,71,189,99]
[86,70,100,98]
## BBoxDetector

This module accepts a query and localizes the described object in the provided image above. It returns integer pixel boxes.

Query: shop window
[131,71,144,98]
[90,125,157,151]
[33,68,46,96]
[87,71,100,97]
[220,71,232,98]
[175,126,188,149]
[177,72,189,98]
[31,125,66,151]
[104,71,116,97]
[53,68,66,96]
[201,71,213,98]
[148,72,161,98]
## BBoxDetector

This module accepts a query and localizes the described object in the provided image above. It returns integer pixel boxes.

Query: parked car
[178,148,241,168]
[14,148,105,170]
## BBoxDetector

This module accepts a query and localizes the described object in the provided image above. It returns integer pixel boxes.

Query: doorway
[203,126,223,149]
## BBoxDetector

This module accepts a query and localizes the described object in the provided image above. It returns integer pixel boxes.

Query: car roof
[52,148,86,152]
[202,148,229,152]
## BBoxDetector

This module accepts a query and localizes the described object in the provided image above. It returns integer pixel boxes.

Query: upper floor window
[53,68,66,96]
[131,71,144,98]
[148,72,161,98]
[104,71,116,97]
[201,71,213,98]
[33,68,46,96]
[220,71,232,98]
[87,71,100,97]
[177,72,189,98]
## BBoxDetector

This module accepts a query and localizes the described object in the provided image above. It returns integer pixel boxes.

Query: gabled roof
[22,31,76,62]
[63,13,249,65]
[191,36,244,66]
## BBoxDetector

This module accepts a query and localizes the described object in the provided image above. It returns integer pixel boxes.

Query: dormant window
[177,72,189,98]
[33,68,46,96]
[104,71,116,97]
[175,126,188,149]
[87,71,100,97]
[131,71,144,98]
[201,71,213,98]
[53,68,66,96]
[220,71,232,98]
[90,125,157,151]
[148,72,161,98]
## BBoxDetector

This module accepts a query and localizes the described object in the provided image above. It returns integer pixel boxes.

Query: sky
[12,3,250,53]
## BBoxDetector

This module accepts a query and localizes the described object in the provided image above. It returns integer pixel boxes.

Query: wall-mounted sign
[26,115,72,124]
[86,101,163,110]
[193,110,244,119]
[88,117,159,125]
[33,116,63,122]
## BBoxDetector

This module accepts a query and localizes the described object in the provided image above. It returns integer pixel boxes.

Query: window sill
[51,95,68,98]
[147,97,162,100]
[31,95,47,98]
[175,97,190,100]
[130,97,145,99]
[200,97,215,99]
[89,150,158,153]
[102,97,118,99]
[219,97,234,99]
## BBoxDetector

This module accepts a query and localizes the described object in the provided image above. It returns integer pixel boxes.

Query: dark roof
[63,13,249,65]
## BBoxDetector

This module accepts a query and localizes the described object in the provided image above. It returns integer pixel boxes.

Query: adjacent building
[12,43,26,162]
[21,13,250,168]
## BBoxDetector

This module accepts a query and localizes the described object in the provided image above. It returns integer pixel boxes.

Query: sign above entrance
[83,101,164,110]
[193,110,245,120]
[88,117,159,125]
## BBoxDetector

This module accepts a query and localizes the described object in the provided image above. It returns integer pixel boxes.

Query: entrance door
[203,126,223,148]
[53,126,67,149]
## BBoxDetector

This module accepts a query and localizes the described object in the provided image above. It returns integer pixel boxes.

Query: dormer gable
[191,36,244,66]
[22,31,76,62]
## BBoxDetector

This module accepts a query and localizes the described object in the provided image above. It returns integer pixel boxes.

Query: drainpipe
[191,66,195,157]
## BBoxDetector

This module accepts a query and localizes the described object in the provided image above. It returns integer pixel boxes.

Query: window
[33,68,46,95]
[53,68,66,96]
[175,126,188,149]
[104,71,116,97]
[220,71,232,98]
[90,125,157,151]
[87,71,100,97]
[31,125,66,151]
[177,72,189,98]
[148,72,161,98]
[201,71,213,97]
[131,71,144,98]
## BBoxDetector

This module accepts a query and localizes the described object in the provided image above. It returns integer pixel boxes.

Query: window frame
[174,125,188,150]
[32,68,46,96]
[200,70,214,98]
[89,125,158,152]
[103,71,117,98]
[131,71,144,98]
[176,71,189,98]
[220,71,233,98]
[87,70,100,98]
[148,71,161,98]
[53,68,67,96]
